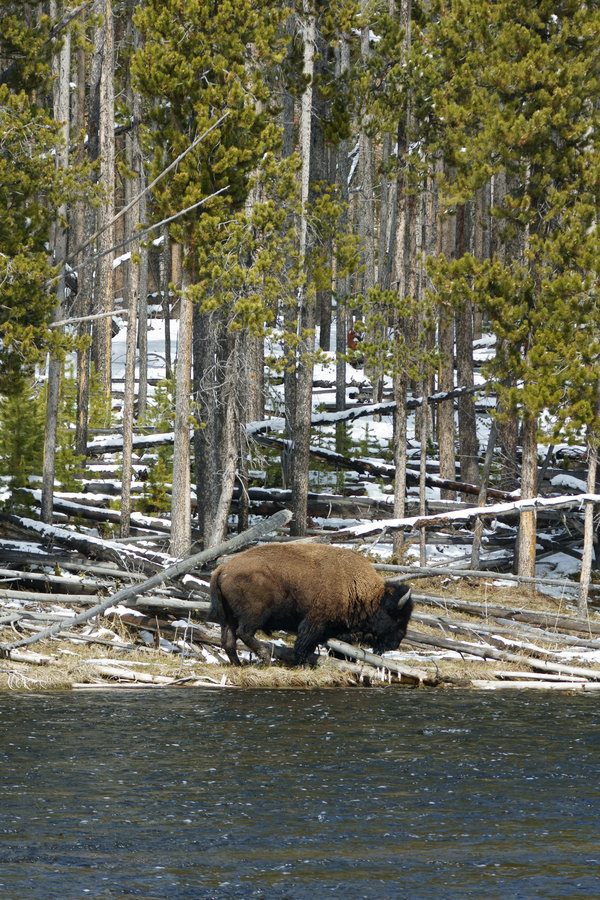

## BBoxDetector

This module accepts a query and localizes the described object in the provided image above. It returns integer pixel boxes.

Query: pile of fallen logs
[2,506,600,691]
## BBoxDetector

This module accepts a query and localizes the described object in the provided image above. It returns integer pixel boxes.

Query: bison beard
[209,542,413,666]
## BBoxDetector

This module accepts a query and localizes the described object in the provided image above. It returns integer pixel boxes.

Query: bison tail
[208,572,225,625]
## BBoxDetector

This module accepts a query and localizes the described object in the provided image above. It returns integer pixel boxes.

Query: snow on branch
[343,493,600,537]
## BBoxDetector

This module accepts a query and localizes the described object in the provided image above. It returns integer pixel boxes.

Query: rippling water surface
[1,687,599,899]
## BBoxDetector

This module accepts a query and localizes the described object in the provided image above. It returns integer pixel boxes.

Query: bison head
[368,582,413,654]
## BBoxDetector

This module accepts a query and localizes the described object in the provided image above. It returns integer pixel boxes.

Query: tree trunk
[170,253,193,557]
[90,0,115,396]
[392,371,408,560]
[437,182,456,499]
[455,203,479,486]
[517,415,538,584]
[42,7,70,524]
[579,383,600,616]
[471,420,498,569]
[335,36,350,415]
[74,19,93,459]
[288,2,316,537]
[119,51,141,537]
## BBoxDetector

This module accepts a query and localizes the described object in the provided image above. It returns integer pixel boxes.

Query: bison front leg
[294,619,327,666]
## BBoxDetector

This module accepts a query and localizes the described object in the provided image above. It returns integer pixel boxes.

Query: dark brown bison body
[209,542,413,666]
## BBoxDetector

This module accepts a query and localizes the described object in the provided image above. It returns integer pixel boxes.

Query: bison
[209,542,413,666]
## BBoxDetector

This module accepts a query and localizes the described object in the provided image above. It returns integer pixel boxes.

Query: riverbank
[3,576,600,692]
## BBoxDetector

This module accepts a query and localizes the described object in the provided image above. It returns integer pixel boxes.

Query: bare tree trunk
[455,203,479,486]
[359,0,379,405]
[419,386,428,566]
[120,280,138,537]
[170,253,193,557]
[335,36,350,415]
[471,420,498,568]
[42,9,70,524]
[120,29,142,537]
[493,172,521,492]
[288,2,316,537]
[205,362,238,547]
[90,0,115,396]
[517,415,538,584]
[392,370,408,560]
[437,178,456,499]
[579,384,600,616]
[74,18,93,459]
[391,0,412,560]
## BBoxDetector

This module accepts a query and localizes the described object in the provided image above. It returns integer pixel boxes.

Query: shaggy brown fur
[209,542,412,665]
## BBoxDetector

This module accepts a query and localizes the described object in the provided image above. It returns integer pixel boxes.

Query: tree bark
[455,203,479,486]
[516,415,538,583]
[90,0,115,397]
[335,37,350,415]
[471,420,498,569]
[170,253,193,557]
[437,198,456,499]
[42,7,70,524]
[74,16,93,459]
[579,384,600,616]
[288,2,316,537]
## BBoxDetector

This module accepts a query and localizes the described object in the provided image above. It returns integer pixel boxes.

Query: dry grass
[0,634,362,692]
[2,575,599,692]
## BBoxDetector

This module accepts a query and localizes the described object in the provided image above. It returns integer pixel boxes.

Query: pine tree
[0,85,72,392]
[427,0,600,579]
[0,378,45,510]
[133,0,295,551]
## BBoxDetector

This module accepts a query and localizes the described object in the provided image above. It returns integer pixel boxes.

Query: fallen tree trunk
[324,638,433,685]
[404,627,600,681]
[345,493,600,537]
[413,592,600,636]
[0,509,292,657]
[254,435,515,502]
[0,512,170,574]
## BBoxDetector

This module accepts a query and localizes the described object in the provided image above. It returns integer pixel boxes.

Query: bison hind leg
[237,625,272,664]
[294,619,327,667]
[221,624,242,666]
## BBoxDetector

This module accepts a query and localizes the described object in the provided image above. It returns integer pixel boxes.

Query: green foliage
[0,363,111,510]
[0,377,45,510]
[136,377,176,515]
[355,287,439,382]
[0,86,72,390]
[0,2,54,94]
[0,2,95,396]
[426,0,600,441]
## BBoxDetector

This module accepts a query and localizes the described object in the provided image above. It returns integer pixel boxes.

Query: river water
[1,688,599,899]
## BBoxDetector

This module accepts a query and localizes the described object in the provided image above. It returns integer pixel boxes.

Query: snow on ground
[104,315,590,602]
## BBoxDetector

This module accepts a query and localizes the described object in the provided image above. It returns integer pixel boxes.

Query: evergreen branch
[47,186,229,288]
[65,111,231,265]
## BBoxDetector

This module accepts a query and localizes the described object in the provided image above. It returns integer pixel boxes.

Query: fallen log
[255,435,515,502]
[470,679,600,691]
[324,638,434,685]
[0,567,108,594]
[0,512,170,575]
[413,592,600,636]
[89,663,176,684]
[0,589,101,605]
[0,508,292,657]
[404,627,600,681]
[377,564,589,593]
[345,492,600,537]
